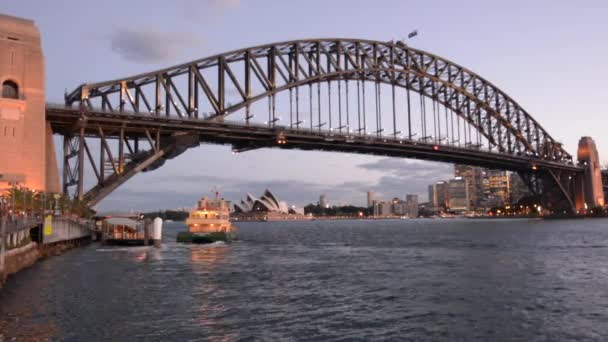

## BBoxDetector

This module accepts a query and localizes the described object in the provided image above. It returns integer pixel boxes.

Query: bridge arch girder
[65,38,571,163]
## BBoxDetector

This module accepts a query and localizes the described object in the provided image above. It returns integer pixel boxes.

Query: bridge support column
[0,14,60,193]
[575,137,604,211]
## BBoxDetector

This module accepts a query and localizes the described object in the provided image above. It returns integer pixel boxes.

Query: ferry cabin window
[2,80,19,99]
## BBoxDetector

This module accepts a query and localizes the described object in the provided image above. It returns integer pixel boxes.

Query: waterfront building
[374,201,393,217]
[233,189,305,220]
[487,170,510,206]
[234,189,290,214]
[448,177,469,212]
[454,164,484,208]
[319,194,328,208]
[391,197,407,216]
[406,194,419,218]
[366,191,375,208]
[428,181,449,212]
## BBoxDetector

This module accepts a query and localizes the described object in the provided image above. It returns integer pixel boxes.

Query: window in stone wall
[2,80,19,99]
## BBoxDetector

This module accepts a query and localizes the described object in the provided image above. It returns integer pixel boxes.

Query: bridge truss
[49,39,582,210]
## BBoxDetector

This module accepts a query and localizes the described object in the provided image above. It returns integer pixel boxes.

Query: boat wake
[96,246,156,252]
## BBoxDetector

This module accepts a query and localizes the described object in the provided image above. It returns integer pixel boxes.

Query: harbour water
[1,218,608,341]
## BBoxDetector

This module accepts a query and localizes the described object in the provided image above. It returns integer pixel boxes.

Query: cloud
[208,0,241,9]
[110,27,202,63]
[96,157,454,212]
[358,158,453,180]
[98,175,341,212]
[356,158,453,200]
[180,0,242,22]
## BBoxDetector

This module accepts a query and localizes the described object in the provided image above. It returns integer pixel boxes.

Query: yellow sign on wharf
[44,215,53,236]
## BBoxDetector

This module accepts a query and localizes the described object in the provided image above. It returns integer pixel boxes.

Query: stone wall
[1,236,90,287]
[1,242,38,285]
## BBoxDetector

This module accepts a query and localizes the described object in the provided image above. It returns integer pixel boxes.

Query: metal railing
[3,216,41,234]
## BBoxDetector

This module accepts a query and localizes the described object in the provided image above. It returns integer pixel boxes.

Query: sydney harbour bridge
[0,18,603,213]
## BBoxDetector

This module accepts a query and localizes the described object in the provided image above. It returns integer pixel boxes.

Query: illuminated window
[2,80,19,99]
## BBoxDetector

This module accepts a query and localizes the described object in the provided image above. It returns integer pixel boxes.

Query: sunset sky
[2,0,608,211]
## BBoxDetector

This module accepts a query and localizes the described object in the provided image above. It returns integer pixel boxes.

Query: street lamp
[10,182,17,212]
[53,193,61,216]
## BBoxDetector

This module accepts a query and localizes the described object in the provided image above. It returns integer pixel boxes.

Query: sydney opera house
[233,189,306,220]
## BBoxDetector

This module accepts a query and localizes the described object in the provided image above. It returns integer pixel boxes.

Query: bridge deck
[46,104,582,174]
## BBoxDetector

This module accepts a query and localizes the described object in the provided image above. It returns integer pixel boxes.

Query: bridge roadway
[46,104,582,174]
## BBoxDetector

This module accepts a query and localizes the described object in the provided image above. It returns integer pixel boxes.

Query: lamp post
[42,192,46,216]
[10,183,16,213]
[26,189,31,217]
[53,193,61,216]
[0,197,6,282]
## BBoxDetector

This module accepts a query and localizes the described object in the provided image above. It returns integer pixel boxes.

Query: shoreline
[1,236,91,288]
[164,215,604,223]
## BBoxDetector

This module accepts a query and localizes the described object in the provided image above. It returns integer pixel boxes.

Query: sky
[2,0,608,211]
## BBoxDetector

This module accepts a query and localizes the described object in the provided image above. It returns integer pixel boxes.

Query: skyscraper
[428,181,449,212]
[448,177,469,212]
[367,191,375,208]
[487,170,510,206]
[374,200,393,217]
[406,194,419,218]
[454,164,483,209]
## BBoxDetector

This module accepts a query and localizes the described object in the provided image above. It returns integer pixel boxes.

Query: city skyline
[2,0,608,211]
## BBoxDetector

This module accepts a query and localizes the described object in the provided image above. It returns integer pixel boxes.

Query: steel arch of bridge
[66,38,571,161]
[56,38,580,208]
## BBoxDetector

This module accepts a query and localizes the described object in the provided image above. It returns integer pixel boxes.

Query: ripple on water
[1,219,608,340]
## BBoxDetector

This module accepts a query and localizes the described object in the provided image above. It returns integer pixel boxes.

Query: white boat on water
[185,197,235,234]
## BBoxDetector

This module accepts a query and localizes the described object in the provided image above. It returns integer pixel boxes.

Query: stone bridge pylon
[0,13,59,193]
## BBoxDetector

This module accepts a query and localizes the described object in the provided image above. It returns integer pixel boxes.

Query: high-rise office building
[406,194,419,218]
[392,197,407,216]
[487,170,510,205]
[428,181,449,212]
[367,191,375,208]
[374,200,393,217]
[454,164,483,208]
[448,177,469,212]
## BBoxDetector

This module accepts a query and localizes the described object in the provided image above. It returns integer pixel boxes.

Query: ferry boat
[178,195,236,243]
